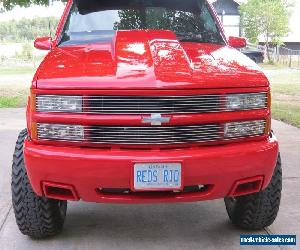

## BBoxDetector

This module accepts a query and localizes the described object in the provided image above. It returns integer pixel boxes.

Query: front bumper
[24,135,279,204]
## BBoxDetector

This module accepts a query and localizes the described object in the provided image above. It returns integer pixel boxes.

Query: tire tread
[11,129,67,239]
[225,155,282,229]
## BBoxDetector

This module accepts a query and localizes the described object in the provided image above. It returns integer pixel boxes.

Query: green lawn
[260,64,300,128]
[272,83,300,96]
[0,65,33,107]
[0,96,25,108]
[0,67,35,75]
[259,63,285,70]
[272,101,300,128]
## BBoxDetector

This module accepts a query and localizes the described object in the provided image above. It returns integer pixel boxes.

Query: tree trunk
[265,34,273,63]
[266,42,272,63]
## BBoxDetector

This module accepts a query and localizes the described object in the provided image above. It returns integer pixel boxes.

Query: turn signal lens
[224,120,266,138]
[37,124,84,141]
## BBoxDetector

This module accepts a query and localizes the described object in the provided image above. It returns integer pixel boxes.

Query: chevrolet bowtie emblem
[142,114,171,126]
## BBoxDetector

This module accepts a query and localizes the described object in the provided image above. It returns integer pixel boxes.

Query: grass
[0,67,35,75]
[0,96,25,108]
[272,101,300,128]
[271,84,300,96]
[259,62,285,70]
[0,65,32,108]
[260,63,300,128]
[266,72,300,86]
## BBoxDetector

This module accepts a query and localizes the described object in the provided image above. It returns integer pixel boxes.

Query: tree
[1,0,47,10]
[114,9,206,34]
[0,0,66,11]
[239,0,290,62]
[0,17,59,42]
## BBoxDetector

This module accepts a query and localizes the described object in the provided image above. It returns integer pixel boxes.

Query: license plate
[134,163,182,190]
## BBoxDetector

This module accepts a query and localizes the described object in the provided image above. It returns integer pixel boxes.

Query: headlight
[36,95,82,113]
[37,124,84,141]
[224,120,266,138]
[226,93,267,110]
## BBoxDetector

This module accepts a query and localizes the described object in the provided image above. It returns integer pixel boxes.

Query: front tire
[11,129,67,239]
[224,154,282,230]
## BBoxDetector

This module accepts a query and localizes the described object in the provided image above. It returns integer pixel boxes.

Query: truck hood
[35,30,268,89]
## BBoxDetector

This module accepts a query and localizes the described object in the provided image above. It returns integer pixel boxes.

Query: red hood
[35,30,268,89]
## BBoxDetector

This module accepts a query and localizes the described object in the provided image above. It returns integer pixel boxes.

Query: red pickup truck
[12,0,281,238]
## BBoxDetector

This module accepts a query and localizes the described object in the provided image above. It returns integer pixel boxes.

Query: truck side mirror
[228,36,247,49]
[34,37,52,50]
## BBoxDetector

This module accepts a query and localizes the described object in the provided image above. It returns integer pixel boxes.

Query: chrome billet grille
[37,124,222,144]
[86,124,222,144]
[86,95,222,114]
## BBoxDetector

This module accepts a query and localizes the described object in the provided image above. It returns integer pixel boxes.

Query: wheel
[11,129,67,239]
[224,154,282,230]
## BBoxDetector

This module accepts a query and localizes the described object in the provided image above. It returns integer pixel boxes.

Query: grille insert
[86,124,222,144]
[86,95,221,114]
[37,124,222,144]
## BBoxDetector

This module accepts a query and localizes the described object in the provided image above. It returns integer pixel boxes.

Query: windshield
[59,0,225,46]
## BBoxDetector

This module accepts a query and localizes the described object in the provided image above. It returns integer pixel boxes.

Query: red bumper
[24,136,279,204]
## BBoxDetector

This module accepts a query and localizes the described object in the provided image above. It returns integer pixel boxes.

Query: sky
[0,0,299,42]
[286,0,300,42]
[0,1,65,21]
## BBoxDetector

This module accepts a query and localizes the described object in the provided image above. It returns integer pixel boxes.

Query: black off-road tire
[224,154,282,230]
[11,129,67,239]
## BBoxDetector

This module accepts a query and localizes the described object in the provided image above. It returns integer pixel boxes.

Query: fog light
[37,124,84,141]
[224,120,266,138]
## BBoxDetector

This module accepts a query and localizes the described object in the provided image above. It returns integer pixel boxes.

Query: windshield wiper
[176,32,204,42]
[175,31,221,44]
[179,37,204,42]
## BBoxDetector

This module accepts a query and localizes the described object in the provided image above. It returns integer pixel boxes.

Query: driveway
[0,108,299,250]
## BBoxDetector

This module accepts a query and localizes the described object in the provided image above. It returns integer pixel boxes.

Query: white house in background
[0,3,4,13]
[212,0,242,37]
[283,0,300,50]
[211,0,300,50]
